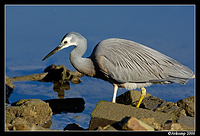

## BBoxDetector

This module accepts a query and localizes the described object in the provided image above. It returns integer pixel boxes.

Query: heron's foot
[136,87,146,108]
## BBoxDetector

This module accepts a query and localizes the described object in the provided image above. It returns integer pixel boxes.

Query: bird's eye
[64,41,68,44]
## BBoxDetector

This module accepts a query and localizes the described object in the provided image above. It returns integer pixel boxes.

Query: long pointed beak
[42,45,63,61]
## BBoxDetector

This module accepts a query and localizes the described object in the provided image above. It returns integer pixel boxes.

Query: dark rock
[64,123,84,130]
[44,64,56,72]
[43,64,71,83]
[44,98,85,114]
[89,117,117,130]
[89,101,173,130]
[116,90,151,105]
[177,96,195,117]
[7,99,52,125]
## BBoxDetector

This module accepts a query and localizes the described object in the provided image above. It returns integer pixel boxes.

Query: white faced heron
[42,32,195,108]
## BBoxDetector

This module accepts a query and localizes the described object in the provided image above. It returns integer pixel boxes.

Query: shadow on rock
[44,98,85,114]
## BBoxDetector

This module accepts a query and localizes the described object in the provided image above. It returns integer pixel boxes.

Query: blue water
[6,66,195,130]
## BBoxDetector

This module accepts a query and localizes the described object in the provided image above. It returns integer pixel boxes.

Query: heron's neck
[70,45,95,77]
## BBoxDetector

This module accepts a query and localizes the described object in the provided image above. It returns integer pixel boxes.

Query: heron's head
[42,32,86,61]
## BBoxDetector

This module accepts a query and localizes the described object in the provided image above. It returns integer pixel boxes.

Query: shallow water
[6,66,195,130]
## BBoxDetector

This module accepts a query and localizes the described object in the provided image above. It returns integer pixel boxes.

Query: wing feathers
[92,38,194,84]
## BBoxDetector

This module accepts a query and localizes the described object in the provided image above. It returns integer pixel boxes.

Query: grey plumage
[91,38,194,85]
[42,32,195,103]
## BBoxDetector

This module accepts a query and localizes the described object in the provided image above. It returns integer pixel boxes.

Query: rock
[170,123,183,130]
[132,95,169,111]
[70,76,82,84]
[64,123,84,130]
[177,96,195,117]
[118,116,154,131]
[43,64,83,85]
[177,115,194,130]
[43,64,71,83]
[7,117,51,131]
[5,76,15,104]
[44,98,85,114]
[89,101,173,130]
[5,75,15,89]
[139,117,161,130]
[70,71,84,84]
[102,125,118,131]
[6,99,52,125]
[9,73,48,82]
[116,90,151,105]
[71,71,84,78]
[154,102,187,122]
[41,120,52,129]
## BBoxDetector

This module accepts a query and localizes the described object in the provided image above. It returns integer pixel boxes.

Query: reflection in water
[53,81,70,99]
[6,64,84,102]
[5,64,86,129]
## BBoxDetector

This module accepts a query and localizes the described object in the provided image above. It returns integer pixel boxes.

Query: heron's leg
[136,87,146,108]
[112,84,118,103]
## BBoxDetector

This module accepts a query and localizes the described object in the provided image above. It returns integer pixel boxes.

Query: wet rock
[116,90,151,105]
[64,123,84,130]
[119,116,154,131]
[44,98,85,114]
[6,99,52,125]
[89,101,173,130]
[177,96,195,117]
